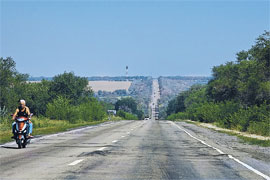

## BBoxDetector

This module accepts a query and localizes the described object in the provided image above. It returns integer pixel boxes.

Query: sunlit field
[88,81,132,92]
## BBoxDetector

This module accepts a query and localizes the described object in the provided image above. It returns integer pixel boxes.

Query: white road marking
[97,147,107,151]
[112,140,118,143]
[170,121,270,180]
[228,155,270,180]
[127,132,130,134]
[121,136,125,138]
[68,159,84,166]
[171,121,225,154]
[131,129,134,131]
[212,147,225,154]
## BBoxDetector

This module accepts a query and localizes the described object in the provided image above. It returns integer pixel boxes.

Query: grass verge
[0,116,123,144]
[218,130,270,147]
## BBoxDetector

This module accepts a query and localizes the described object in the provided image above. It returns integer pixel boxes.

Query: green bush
[182,101,240,128]
[167,112,188,120]
[78,100,106,121]
[229,103,270,135]
[229,108,250,131]
[116,110,138,120]
[45,96,80,123]
[46,96,72,120]
[248,121,270,136]
[124,113,139,120]
[215,101,240,128]
[190,102,219,123]
[46,96,106,123]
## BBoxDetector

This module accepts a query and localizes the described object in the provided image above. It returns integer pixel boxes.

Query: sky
[0,0,269,77]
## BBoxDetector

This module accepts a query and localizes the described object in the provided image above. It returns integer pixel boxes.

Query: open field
[88,81,132,92]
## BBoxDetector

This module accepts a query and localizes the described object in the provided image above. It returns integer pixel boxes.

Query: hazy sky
[1,0,269,77]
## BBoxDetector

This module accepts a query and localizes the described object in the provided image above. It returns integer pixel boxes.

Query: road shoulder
[171,120,270,178]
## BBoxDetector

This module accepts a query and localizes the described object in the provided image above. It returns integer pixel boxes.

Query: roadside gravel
[174,121,270,163]
[197,121,270,140]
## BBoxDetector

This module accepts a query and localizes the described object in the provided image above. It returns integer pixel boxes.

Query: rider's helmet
[19,99,26,105]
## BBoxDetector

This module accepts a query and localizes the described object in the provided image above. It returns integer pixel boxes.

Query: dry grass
[88,81,132,92]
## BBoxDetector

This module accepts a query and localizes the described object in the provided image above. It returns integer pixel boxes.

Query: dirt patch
[196,121,270,140]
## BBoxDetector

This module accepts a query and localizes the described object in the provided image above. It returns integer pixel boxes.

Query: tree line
[115,97,144,120]
[0,58,144,124]
[166,31,270,136]
[0,58,106,123]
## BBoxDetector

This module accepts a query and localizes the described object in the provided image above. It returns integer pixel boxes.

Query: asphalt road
[0,119,268,180]
[151,79,160,120]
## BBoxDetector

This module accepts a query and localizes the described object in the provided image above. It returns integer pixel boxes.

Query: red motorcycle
[13,114,33,149]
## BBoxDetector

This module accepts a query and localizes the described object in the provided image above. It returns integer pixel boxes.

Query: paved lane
[0,120,145,179]
[59,120,266,180]
[1,119,267,180]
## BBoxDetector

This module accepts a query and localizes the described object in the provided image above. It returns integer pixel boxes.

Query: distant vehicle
[144,117,150,120]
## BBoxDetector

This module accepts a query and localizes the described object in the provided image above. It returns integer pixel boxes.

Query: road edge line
[170,121,270,180]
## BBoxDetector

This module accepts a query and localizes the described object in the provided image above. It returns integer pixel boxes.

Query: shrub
[46,96,71,120]
[229,108,251,131]
[46,96,80,123]
[248,121,270,136]
[116,110,138,120]
[191,102,219,123]
[46,96,106,123]
[230,102,270,135]
[215,101,240,128]
[167,112,188,120]
[78,100,106,121]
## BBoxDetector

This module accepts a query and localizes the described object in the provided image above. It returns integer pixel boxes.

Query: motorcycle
[13,113,33,149]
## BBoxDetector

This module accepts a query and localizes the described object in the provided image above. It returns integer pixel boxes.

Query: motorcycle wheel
[17,139,22,149]
[22,140,27,148]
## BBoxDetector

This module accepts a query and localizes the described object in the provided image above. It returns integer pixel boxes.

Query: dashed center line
[121,136,125,138]
[68,159,84,166]
[112,140,118,143]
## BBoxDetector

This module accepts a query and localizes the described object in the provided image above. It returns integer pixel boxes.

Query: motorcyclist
[12,100,33,138]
